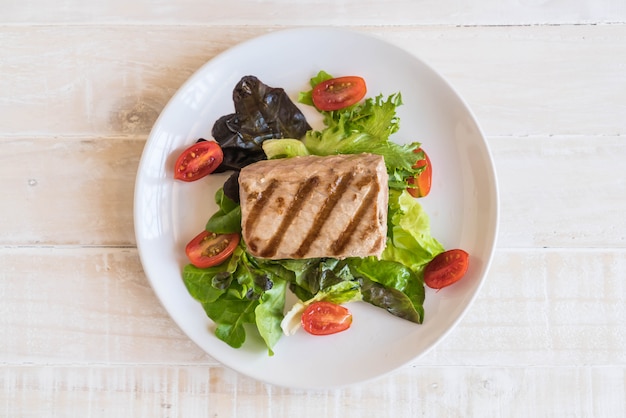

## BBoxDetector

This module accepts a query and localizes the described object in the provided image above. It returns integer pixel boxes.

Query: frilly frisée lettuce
[299,71,425,190]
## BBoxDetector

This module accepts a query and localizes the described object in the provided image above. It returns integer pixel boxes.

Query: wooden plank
[2,0,626,25]
[492,135,626,248]
[2,247,624,367]
[0,247,214,365]
[1,25,626,137]
[0,137,143,246]
[1,2,623,416]
[422,248,626,367]
[1,365,624,417]
[378,25,626,137]
[2,134,625,248]
[0,26,256,137]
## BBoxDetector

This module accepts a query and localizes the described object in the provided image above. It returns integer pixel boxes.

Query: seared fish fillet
[239,153,388,260]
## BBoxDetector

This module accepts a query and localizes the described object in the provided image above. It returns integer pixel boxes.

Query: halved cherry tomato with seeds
[424,249,469,290]
[185,230,239,268]
[301,301,353,336]
[174,140,223,182]
[311,76,367,111]
[407,147,432,198]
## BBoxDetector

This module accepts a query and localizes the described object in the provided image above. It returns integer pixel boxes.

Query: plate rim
[133,26,500,389]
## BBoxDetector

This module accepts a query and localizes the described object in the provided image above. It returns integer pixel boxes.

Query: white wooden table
[2,1,625,416]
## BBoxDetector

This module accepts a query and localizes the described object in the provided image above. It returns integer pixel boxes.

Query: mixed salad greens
[177,71,463,355]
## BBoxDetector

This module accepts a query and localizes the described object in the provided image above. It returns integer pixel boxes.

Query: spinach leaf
[183,242,287,351]
[295,258,346,295]
[182,239,247,303]
[270,258,355,301]
[203,292,258,348]
[182,264,228,303]
[205,188,242,233]
[255,278,288,356]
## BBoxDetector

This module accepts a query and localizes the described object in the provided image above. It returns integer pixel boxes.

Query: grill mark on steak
[369,236,385,254]
[330,176,380,256]
[259,176,320,258]
[292,172,356,258]
[244,179,279,238]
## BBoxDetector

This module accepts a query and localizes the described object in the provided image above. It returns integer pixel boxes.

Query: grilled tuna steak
[239,153,389,260]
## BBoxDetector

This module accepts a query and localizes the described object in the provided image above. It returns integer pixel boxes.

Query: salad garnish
[174,71,469,355]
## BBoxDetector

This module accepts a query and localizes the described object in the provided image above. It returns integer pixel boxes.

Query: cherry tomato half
[311,76,367,111]
[185,230,240,268]
[407,147,432,198]
[424,249,470,290]
[174,140,223,182]
[301,301,353,336]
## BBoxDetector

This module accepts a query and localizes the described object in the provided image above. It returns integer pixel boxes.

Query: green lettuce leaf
[182,264,229,303]
[299,72,423,189]
[297,70,334,106]
[359,277,423,323]
[382,189,445,274]
[204,292,257,349]
[350,258,424,323]
[255,278,287,356]
[182,242,286,352]
[205,188,241,233]
[262,138,310,159]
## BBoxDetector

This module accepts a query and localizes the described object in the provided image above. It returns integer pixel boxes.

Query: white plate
[134,27,498,389]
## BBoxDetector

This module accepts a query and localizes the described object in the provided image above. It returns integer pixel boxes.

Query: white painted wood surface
[1,1,625,416]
